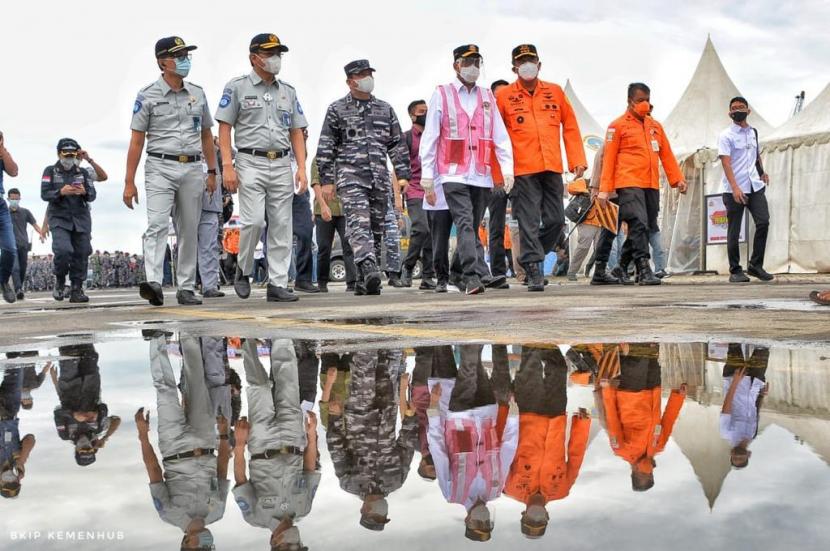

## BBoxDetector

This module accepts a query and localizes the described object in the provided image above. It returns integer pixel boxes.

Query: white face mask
[259,55,281,75]
[459,65,480,84]
[354,75,375,94]
[59,157,76,170]
[518,62,539,80]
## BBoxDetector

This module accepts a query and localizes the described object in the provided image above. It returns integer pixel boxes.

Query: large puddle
[0,335,827,550]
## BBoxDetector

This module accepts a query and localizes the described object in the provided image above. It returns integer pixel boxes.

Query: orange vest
[223,228,240,254]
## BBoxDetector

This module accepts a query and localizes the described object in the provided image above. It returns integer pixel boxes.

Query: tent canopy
[765,82,830,146]
[664,36,773,157]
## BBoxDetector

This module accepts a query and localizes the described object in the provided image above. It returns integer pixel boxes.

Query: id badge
[651,139,660,152]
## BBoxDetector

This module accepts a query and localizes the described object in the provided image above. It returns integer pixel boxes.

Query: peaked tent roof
[671,401,733,510]
[664,36,773,157]
[766,82,830,142]
[564,79,604,138]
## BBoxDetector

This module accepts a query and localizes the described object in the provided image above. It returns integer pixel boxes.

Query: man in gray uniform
[233,338,320,550]
[124,36,218,306]
[217,33,308,303]
[198,144,225,298]
[137,333,231,550]
[316,59,411,296]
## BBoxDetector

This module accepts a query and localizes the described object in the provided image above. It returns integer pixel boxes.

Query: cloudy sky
[3,0,829,254]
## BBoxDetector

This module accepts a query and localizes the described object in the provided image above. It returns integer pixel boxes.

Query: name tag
[242,99,263,110]
[651,139,660,152]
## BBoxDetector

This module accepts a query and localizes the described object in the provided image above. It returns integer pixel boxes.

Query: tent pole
[693,152,718,275]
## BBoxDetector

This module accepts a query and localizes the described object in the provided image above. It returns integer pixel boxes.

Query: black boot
[611,259,634,285]
[636,258,661,286]
[400,265,413,287]
[53,276,66,301]
[419,276,437,290]
[359,259,382,295]
[1,280,15,304]
[525,263,545,292]
[590,263,619,285]
[69,281,89,303]
[233,268,251,299]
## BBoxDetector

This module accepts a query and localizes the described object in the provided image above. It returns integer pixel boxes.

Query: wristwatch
[207,168,217,175]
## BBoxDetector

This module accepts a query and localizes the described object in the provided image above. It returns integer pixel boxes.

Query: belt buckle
[178,155,189,163]
[267,151,278,160]
[193,448,203,457]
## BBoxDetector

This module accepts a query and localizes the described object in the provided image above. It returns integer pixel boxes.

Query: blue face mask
[174,58,191,78]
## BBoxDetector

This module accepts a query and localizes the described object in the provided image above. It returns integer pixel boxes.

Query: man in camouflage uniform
[326,349,418,531]
[316,59,411,295]
[89,251,102,288]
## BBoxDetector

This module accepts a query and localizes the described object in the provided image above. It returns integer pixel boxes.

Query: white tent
[563,79,604,179]
[759,83,830,272]
[660,37,780,274]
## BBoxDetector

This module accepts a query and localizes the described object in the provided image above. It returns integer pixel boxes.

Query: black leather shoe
[591,264,619,286]
[267,285,299,302]
[1,281,16,304]
[653,269,669,279]
[202,288,226,298]
[141,329,173,341]
[387,273,406,288]
[234,269,251,299]
[318,282,329,293]
[483,274,508,289]
[435,280,448,293]
[139,281,164,306]
[15,290,24,301]
[294,281,320,293]
[176,290,203,305]
[466,276,485,295]
[419,277,437,290]
[400,266,414,288]
[747,265,774,281]
[729,271,751,283]
[69,282,89,303]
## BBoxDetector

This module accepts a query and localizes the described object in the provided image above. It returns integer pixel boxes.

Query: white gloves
[503,175,515,195]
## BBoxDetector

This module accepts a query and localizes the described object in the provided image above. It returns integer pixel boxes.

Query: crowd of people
[2,33,826,307]
[2,336,774,546]
[19,252,146,293]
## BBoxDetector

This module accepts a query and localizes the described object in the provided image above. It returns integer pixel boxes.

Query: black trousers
[449,344,510,412]
[11,245,28,292]
[428,209,453,282]
[292,193,314,283]
[513,171,565,265]
[515,347,568,416]
[315,215,356,285]
[488,190,508,277]
[52,227,91,283]
[723,188,770,274]
[443,182,488,280]
[618,187,659,263]
[403,198,434,277]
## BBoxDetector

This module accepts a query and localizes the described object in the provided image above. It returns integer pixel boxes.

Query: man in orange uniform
[597,83,687,285]
[496,44,587,292]
[596,344,686,491]
[504,347,591,539]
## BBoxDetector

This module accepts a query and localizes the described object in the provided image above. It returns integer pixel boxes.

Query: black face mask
[730,111,749,123]
[414,114,427,127]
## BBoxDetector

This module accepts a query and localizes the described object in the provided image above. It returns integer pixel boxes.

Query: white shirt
[420,78,514,189]
[720,375,764,446]
[718,124,765,194]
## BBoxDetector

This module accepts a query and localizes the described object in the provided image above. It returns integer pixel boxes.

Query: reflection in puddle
[0,336,828,549]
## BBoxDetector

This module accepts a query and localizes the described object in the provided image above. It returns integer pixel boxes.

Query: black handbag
[565,193,592,224]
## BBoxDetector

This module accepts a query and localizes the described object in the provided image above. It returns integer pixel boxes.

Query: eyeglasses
[172,53,192,61]
[459,57,482,68]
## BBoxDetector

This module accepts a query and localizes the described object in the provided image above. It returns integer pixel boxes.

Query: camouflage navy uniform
[382,193,401,275]
[326,349,417,500]
[316,60,410,293]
